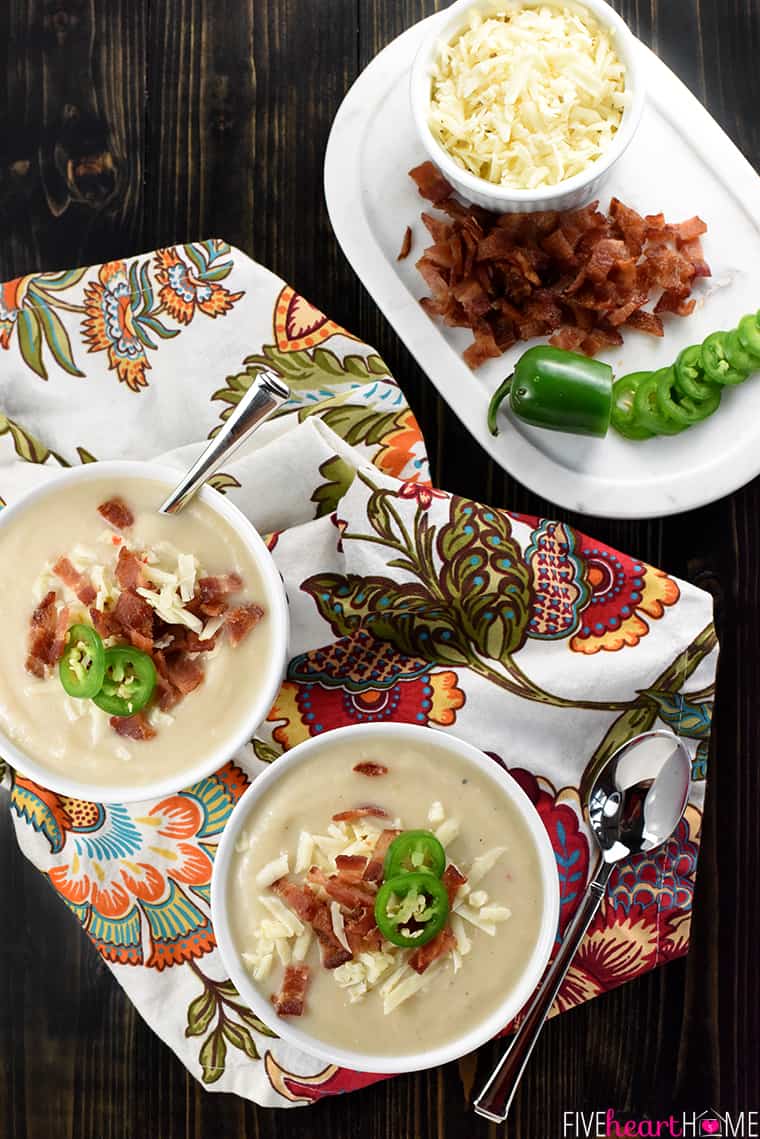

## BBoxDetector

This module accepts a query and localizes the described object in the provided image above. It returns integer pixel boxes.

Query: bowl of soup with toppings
[211,722,559,1073]
[0,461,288,802]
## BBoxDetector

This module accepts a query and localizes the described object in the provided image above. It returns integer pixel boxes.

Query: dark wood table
[1,2,758,1136]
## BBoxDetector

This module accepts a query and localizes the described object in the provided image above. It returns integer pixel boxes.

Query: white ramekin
[211,721,560,1074]
[0,460,289,804]
[410,0,646,213]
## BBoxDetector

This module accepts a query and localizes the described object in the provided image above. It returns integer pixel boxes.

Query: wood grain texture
[1,1,759,1136]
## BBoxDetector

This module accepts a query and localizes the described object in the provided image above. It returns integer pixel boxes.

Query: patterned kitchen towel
[0,242,716,1107]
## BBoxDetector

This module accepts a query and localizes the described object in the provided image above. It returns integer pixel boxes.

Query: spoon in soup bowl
[159,369,290,515]
[473,729,691,1124]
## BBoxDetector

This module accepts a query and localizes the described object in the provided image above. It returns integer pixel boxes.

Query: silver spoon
[159,369,290,515]
[473,729,691,1124]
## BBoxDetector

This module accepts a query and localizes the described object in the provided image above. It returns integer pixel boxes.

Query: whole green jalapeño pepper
[488,346,613,439]
[93,646,157,717]
[374,872,449,949]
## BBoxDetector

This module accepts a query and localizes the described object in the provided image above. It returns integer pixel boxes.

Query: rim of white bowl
[410,0,646,207]
[211,721,560,1075]
[0,460,289,804]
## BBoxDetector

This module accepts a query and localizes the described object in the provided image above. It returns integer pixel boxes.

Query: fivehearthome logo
[562,1109,759,1137]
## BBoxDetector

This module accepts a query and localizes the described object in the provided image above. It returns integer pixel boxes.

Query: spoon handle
[473,859,613,1124]
[158,369,290,515]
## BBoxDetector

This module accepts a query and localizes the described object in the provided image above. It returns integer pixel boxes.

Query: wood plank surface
[1,1,758,1136]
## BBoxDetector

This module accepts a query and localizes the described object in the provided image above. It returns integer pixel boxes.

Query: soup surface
[229,733,546,1057]
[0,477,273,789]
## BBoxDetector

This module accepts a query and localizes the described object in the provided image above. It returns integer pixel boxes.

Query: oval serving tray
[325,12,760,519]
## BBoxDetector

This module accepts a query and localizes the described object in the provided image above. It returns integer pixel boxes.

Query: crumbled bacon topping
[52,557,96,605]
[353,761,389,777]
[225,603,265,647]
[115,546,145,590]
[109,712,156,740]
[26,591,63,676]
[362,828,400,884]
[409,161,710,367]
[271,964,310,1016]
[112,588,154,653]
[97,497,134,530]
[310,900,354,969]
[196,573,243,616]
[334,854,370,882]
[343,906,383,954]
[331,805,390,823]
[307,865,377,912]
[408,927,457,975]
[271,878,319,923]
[442,863,468,907]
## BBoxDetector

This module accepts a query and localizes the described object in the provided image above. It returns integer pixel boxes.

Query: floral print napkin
[0,242,716,1107]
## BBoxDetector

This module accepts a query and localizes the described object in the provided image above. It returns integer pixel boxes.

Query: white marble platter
[324,12,760,519]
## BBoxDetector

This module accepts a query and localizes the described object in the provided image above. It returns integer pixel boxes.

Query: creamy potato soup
[229,735,545,1057]
[0,478,273,789]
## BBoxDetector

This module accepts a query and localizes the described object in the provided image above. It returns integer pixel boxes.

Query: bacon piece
[310,899,353,969]
[353,761,389,778]
[334,855,369,882]
[51,604,71,662]
[115,546,145,590]
[331,805,389,823]
[397,225,413,261]
[549,325,586,352]
[680,237,711,277]
[442,863,468,907]
[624,308,664,337]
[153,650,182,712]
[197,572,243,608]
[609,198,647,255]
[271,964,310,1016]
[161,625,218,653]
[89,606,120,640]
[655,288,697,317]
[225,603,265,647]
[408,927,457,975]
[675,216,708,243]
[580,326,623,356]
[109,712,156,741]
[98,497,134,530]
[344,905,383,954]
[112,588,154,652]
[409,160,453,204]
[307,866,376,912]
[271,877,319,923]
[52,556,96,605]
[421,211,451,242]
[161,651,204,696]
[363,828,401,883]
[26,591,59,676]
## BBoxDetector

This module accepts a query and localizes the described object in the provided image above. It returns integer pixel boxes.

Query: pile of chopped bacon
[409,160,711,368]
[266,805,466,1018]
[25,497,265,739]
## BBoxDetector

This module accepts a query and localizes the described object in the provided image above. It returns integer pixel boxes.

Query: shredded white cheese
[330,901,352,954]
[428,4,628,188]
[255,852,289,889]
[468,846,507,885]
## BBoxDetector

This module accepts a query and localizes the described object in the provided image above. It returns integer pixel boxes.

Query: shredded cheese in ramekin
[428,4,629,189]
